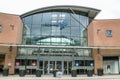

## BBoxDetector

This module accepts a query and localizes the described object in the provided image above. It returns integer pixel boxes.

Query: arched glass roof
[21,5,100,46]
[21,5,100,19]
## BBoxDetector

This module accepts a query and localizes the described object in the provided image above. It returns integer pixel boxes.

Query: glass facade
[22,11,88,46]
[15,8,95,75]
[17,47,92,57]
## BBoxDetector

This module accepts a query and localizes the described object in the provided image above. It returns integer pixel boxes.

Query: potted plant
[71,67,77,77]
[3,66,9,76]
[53,69,58,77]
[87,67,93,77]
[36,68,42,77]
[19,66,26,77]
[97,68,103,76]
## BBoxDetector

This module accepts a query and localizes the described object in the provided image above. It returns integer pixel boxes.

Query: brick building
[0,5,120,75]
[88,19,120,74]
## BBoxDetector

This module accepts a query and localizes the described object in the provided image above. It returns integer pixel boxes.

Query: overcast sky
[0,0,120,19]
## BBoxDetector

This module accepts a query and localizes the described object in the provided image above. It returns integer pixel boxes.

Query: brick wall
[0,13,23,44]
[88,19,120,46]
[0,46,17,74]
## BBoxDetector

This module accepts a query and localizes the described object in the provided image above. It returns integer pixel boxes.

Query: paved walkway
[0,75,120,80]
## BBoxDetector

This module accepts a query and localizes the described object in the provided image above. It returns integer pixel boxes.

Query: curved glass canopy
[22,11,88,46]
[21,6,100,46]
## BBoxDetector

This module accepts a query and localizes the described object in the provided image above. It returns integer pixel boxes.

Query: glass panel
[71,14,79,27]
[41,26,51,36]
[79,15,88,27]
[61,27,70,37]
[33,14,42,25]
[71,27,80,37]
[31,25,41,37]
[106,30,112,37]
[22,11,88,46]
[24,16,32,25]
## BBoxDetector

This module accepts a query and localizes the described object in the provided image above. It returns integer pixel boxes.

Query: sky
[0,0,120,19]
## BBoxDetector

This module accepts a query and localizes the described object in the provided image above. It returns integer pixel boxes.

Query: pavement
[0,75,120,80]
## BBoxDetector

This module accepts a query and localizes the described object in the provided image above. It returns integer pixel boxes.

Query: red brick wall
[0,46,17,74]
[0,13,23,74]
[88,19,120,46]
[0,13,23,44]
[88,19,120,74]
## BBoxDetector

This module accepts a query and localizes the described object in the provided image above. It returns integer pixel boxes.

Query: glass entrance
[42,61,72,75]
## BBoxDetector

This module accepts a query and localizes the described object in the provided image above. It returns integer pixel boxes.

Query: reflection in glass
[22,11,88,46]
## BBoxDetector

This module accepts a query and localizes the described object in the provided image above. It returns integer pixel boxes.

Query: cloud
[0,0,120,19]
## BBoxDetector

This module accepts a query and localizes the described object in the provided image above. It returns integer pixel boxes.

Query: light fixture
[90,63,94,67]
[75,63,79,67]
[32,62,36,66]
[16,62,20,66]
[97,48,100,54]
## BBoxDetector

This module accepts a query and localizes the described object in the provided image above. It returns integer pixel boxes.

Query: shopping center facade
[0,5,120,75]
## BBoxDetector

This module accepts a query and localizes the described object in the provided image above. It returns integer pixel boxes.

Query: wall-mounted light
[32,62,36,66]
[8,62,11,68]
[16,62,20,66]
[97,48,100,54]
[9,46,12,52]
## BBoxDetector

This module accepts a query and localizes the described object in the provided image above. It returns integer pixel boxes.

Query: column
[72,54,75,67]
[67,61,69,74]
[62,61,64,74]
[55,61,57,69]
[43,61,44,75]
[48,61,50,74]
[37,59,39,68]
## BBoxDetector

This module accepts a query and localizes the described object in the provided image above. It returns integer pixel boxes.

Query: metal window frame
[106,30,112,37]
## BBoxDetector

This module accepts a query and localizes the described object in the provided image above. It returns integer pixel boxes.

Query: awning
[0,44,120,49]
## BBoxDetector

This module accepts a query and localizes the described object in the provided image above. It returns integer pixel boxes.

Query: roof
[21,5,100,19]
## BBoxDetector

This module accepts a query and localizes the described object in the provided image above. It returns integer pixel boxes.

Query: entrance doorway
[0,54,5,74]
[103,56,119,74]
[15,58,94,75]
[41,61,72,75]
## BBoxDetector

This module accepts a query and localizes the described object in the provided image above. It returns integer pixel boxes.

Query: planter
[19,70,26,77]
[2,66,9,76]
[97,69,103,76]
[3,69,9,76]
[87,70,93,77]
[71,70,77,77]
[87,67,93,77]
[36,70,42,77]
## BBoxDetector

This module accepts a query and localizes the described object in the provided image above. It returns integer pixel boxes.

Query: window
[0,25,2,32]
[106,30,112,37]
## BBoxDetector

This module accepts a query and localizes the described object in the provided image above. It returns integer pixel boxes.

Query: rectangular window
[106,30,112,37]
[0,25,2,32]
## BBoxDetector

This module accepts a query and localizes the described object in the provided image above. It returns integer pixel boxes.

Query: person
[107,65,110,74]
